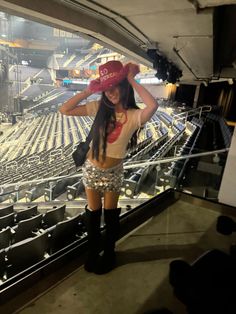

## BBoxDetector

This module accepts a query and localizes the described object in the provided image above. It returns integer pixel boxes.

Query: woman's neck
[115,103,125,113]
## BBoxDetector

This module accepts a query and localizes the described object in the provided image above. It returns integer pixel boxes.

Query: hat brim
[90,65,129,93]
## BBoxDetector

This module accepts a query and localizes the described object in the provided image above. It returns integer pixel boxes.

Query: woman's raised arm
[59,88,92,116]
[127,63,158,124]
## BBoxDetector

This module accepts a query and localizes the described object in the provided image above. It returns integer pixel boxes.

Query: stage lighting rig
[147,49,182,83]
[154,55,168,81]
[166,63,183,84]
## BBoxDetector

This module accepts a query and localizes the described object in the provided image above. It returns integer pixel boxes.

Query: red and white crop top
[86,100,142,158]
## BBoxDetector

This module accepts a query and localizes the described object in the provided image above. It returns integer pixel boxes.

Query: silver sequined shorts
[82,159,124,193]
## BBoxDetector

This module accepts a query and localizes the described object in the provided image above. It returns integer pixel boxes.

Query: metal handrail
[0,148,229,194]
[171,105,212,125]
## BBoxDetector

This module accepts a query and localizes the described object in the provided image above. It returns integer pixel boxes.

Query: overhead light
[147,49,182,83]
[1,34,7,38]
[228,78,234,85]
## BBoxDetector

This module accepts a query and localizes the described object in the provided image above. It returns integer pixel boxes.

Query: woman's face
[104,85,121,105]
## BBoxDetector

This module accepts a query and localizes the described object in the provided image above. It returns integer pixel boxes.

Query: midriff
[87,149,123,169]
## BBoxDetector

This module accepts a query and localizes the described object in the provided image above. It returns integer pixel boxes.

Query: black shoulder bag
[72,118,95,168]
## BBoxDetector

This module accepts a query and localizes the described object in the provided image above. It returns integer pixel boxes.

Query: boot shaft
[85,206,102,241]
[84,206,102,272]
[104,208,121,251]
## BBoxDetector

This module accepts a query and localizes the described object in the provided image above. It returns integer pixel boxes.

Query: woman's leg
[103,190,120,209]
[85,187,102,210]
[84,187,102,272]
[94,190,121,275]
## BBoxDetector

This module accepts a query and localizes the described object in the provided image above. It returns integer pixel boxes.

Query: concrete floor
[10,196,235,314]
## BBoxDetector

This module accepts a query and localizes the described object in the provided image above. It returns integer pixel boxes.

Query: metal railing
[171,105,212,125]
[0,148,229,201]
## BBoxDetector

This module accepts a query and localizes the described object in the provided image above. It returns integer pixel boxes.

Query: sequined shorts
[82,159,124,193]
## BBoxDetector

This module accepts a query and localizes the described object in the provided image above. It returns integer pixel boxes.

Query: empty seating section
[206,113,232,148]
[36,69,53,84]
[79,51,101,68]
[0,204,85,281]
[157,111,173,127]
[123,110,187,197]
[66,53,87,68]
[10,82,28,96]
[21,84,55,101]
[9,65,42,82]
[0,109,95,185]
[54,48,111,70]
[56,54,73,67]
[0,96,224,203]
[161,118,203,184]
[27,89,76,113]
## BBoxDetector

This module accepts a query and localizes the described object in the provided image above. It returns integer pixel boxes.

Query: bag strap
[84,114,97,145]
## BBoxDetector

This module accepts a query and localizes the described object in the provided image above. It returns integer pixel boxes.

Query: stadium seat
[0,227,12,250]
[15,205,38,223]
[0,249,6,280]
[0,205,14,217]
[0,213,15,230]
[6,231,49,277]
[49,213,84,253]
[42,205,66,228]
[13,214,43,243]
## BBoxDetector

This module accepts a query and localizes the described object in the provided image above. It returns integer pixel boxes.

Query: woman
[59,60,158,274]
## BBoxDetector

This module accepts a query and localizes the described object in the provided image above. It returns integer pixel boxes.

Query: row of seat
[0,205,66,243]
[123,115,191,198]
[0,212,85,280]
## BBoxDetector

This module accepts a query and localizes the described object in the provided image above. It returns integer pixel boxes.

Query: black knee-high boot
[94,208,121,275]
[84,206,102,272]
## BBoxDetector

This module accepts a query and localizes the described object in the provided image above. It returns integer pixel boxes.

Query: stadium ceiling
[1,0,236,83]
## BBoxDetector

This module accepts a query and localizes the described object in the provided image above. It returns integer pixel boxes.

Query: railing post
[49,181,54,201]
[199,107,203,118]
[15,185,19,202]
[174,145,177,156]
[185,112,188,124]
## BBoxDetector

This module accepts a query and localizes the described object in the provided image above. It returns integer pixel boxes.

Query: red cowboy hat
[88,60,129,93]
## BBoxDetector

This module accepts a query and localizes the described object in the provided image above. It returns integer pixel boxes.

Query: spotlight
[155,55,168,81]
[147,49,182,83]
[147,49,157,59]
[167,64,182,84]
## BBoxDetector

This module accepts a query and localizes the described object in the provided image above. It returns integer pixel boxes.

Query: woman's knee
[85,188,102,210]
[104,191,120,209]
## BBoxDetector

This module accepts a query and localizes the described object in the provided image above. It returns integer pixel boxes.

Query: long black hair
[91,78,140,161]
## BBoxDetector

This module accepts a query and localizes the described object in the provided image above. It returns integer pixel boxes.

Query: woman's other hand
[88,78,101,93]
[126,63,140,82]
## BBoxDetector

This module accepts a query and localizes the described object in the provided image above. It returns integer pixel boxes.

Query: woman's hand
[88,78,101,93]
[126,62,140,82]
